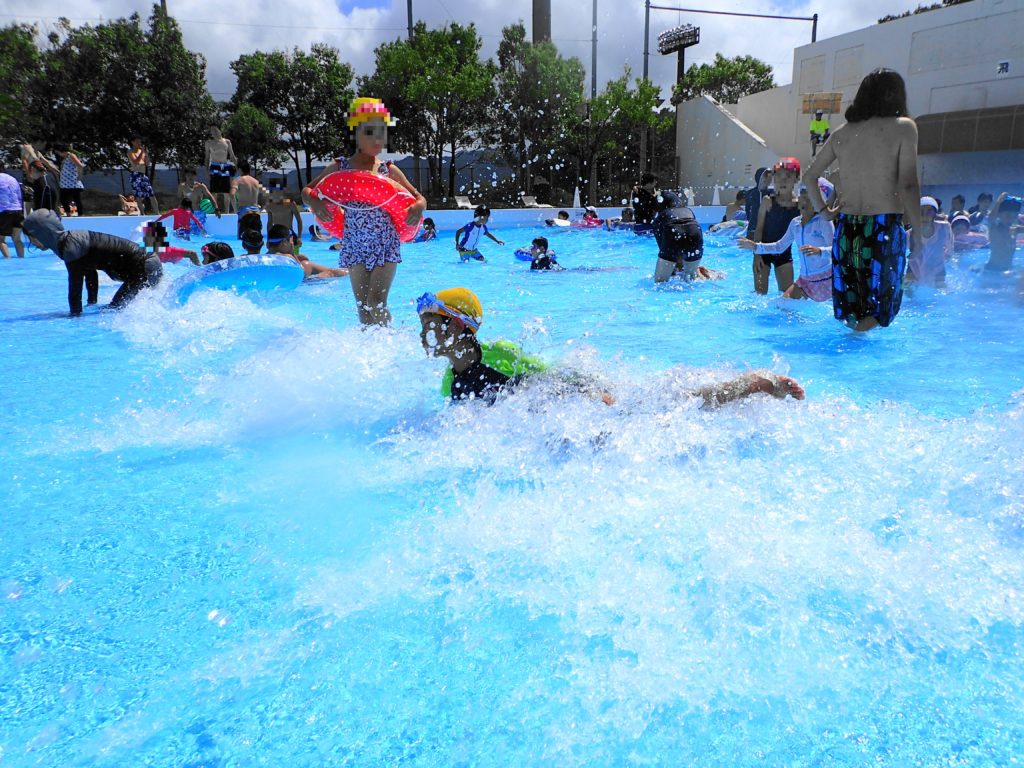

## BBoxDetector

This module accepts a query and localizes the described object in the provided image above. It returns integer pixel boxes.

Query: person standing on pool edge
[804,68,922,332]
[302,97,426,326]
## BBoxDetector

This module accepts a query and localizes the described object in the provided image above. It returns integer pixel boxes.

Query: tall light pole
[591,0,598,100]
[407,0,413,39]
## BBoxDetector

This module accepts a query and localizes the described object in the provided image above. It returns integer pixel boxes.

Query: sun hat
[346,97,396,131]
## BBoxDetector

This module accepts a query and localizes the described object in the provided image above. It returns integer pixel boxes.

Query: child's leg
[752,254,769,294]
[775,261,794,292]
[349,262,397,325]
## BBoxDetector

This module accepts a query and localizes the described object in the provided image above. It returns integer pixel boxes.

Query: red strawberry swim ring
[311,170,420,243]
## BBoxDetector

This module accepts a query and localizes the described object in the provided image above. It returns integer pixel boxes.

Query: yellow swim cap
[347,97,397,131]
[416,287,483,332]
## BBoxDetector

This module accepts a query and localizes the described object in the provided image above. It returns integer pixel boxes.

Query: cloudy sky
[8,0,921,103]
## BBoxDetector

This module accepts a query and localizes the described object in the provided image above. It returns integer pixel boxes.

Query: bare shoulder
[896,116,918,138]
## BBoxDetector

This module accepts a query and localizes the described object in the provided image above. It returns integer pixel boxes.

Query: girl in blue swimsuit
[303,98,426,326]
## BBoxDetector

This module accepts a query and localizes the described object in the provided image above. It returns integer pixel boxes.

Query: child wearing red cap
[750,157,801,295]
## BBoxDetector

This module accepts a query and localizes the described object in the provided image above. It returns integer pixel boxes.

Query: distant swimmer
[204,124,237,214]
[652,191,708,282]
[455,205,504,262]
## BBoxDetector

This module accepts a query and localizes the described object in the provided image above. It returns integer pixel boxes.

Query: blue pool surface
[2,223,1024,766]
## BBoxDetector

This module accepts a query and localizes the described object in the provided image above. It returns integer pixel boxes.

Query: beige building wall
[676,96,778,204]
[677,0,1024,194]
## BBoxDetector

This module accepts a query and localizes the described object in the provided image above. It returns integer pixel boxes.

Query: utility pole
[407,0,413,39]
[591,0,598,100]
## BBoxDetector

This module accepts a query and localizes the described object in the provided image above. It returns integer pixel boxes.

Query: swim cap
[920,196,939,211]
[416,287,483,332]
[951,214,971,228]
[774,157,801,174]
[346,97,396,131]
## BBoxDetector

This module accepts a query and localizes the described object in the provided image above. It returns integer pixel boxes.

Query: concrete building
[677,0,1024,205]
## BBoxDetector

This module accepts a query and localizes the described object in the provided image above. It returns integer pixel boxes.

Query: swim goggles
[415,292,481,332]
[266,230,297,244]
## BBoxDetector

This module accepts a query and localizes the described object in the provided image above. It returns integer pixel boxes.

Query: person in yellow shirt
[809,109,831,156]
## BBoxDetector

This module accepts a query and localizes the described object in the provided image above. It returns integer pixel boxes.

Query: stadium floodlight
[657,24,699,55]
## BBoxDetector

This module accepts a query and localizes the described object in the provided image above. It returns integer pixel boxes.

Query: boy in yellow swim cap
[416,288,804,406]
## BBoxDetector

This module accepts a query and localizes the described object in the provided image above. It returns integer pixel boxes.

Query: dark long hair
[844,68,910,123]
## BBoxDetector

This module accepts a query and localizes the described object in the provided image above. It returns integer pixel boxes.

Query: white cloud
[12,0,924,104]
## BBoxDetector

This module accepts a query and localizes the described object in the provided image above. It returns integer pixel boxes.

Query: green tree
[490,22,585,198]
[224,103,285,174]
[671,53,775,105]
[0,24,43,163]
[571,71,666,204]
[139,5,216,174]
[362,22,496,200]
[230,45,354,185]
[36,16,149,168]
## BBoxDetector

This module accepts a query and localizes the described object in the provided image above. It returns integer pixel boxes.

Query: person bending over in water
[984,193,1022,272]
[266,224,348,279]
[23,209,161,316]
[804,68,922,331]
[652,190,709,282]
[416,287,803,406]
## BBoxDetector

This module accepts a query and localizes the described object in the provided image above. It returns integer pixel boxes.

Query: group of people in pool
[18,70,1023,405]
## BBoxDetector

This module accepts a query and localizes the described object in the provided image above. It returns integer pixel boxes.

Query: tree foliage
[490,22,585,196]
[223,103,285,174]
[36,15,149,168]
[672,53,775,105]
[573,70,667,204]
[361,21,496,199]
[0,24,43,162]
[139,6,216,172]
[230,45,354,185]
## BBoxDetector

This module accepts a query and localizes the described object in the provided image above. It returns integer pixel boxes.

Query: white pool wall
[56,206,729,239]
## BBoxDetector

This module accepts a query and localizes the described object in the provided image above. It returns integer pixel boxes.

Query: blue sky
[10,0,925,103]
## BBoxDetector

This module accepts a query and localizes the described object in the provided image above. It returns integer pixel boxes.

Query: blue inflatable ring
[169,253,304,305]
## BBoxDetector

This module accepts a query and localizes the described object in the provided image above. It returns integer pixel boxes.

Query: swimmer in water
[267,223,348,279]
[417,287,804,406]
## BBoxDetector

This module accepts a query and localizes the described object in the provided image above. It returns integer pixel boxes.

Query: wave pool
[2,223,1023,766]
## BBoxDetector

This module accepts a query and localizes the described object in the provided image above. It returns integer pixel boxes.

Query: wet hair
[180,198,193,209]
[473,204,490,218]
[422,217,435,229]
[144,221,168,245]
[844,68,910,123]
[952,194,965,207]
[557,210,569,219]
[532,236,549,250]
[241,228,264,251]
[238,160,250,175]
[640,172,657,186]
[202,241,234,262]
[998,196,1022,214]
[977,192,993,203]
[267,224,293,242]
[735,189,747,202]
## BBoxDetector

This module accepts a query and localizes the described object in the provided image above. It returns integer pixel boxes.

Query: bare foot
[752,373,805,400]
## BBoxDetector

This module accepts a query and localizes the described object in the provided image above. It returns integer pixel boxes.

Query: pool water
[2,226,1023,766]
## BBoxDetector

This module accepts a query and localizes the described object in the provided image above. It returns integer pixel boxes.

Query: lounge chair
[520,194,553,208]
[454,195,475,209]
